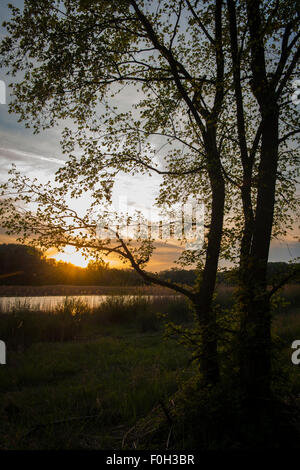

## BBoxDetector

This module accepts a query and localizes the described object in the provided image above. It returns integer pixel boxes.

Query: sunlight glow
[49,245,90,268]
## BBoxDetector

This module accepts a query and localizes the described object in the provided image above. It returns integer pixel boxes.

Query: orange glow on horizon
[47,245,124,269]
[48,246,90,268]
[46,240,186,270]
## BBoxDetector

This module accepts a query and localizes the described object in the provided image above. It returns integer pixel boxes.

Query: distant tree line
[0,244,298,287]
[0,244,143,286]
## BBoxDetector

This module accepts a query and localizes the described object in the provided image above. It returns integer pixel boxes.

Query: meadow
[0,286,299,450]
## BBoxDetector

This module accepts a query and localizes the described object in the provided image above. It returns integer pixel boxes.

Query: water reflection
[0,295,173,312]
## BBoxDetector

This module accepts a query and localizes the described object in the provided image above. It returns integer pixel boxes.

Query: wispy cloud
[0,147,64,165]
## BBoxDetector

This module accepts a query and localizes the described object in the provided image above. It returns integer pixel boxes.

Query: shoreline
[0,284,179,297]
[0,283,297,298]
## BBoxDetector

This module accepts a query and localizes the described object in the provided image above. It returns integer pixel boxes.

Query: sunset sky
[0,0,299,270]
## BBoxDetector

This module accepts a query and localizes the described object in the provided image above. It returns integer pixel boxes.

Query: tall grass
[0,295,192,350]
[0,302,84,350]
[91,295,192,331]
[0,284,298,351]
[0,288,299,449]
[0,331,192,449]
[0,297,193,449]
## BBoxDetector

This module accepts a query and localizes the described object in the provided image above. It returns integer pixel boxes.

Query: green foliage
[0,0,298,273]
[0,0,299,444]
[169,370,300,449]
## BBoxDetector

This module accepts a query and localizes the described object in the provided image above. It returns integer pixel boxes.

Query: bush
[170,374,300,450]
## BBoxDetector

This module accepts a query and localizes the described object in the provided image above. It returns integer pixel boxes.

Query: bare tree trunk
[239,101,279,400]
[193,302,220,386]
[193,128,225,385]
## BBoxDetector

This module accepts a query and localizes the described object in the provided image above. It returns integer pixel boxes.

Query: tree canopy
[0,0,299,394]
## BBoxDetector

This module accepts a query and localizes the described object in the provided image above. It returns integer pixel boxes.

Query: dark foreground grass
[0,329,193,449]
[0,296,194,449]
[0,291,299,450]
[0,295,192,348]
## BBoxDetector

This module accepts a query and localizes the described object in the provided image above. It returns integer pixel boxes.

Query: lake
[0,294,177,312]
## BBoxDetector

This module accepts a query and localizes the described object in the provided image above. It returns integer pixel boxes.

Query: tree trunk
[194,302,220,385]
[193,128,225,386]
[239,101,279,400]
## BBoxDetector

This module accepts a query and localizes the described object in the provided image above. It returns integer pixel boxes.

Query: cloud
[0,147,65,183]
[147,241,185,270]
[269,239,300,262]
[0,147,64,166]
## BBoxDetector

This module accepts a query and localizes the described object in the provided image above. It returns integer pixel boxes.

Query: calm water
[0,295,173,312]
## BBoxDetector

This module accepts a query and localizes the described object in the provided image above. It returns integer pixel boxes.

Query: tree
[0,0,229,387]
[0,243,45,283]
[226,0,300,400]
[0,0,299,402]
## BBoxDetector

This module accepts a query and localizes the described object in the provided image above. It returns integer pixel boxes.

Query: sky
[0,0,299,270]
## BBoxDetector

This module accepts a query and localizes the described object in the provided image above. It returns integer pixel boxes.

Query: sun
[46,245,126,269]
[49,246,90,268]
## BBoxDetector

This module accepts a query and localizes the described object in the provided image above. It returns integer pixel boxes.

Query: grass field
[0,331,194,449]
[0,296,194,449]
[0,287,299,450]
